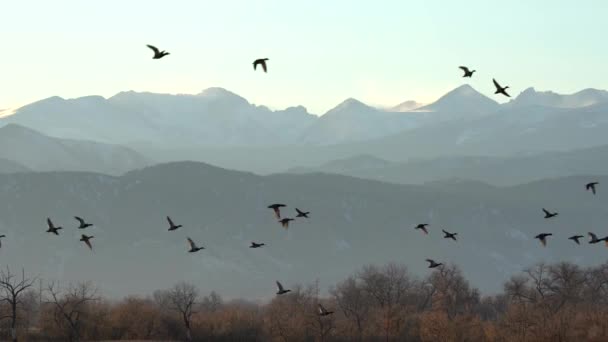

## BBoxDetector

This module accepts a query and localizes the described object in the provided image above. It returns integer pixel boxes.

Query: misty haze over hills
[2,84,608,300]
[0,161,607,299]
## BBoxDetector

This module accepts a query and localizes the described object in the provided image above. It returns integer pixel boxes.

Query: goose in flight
[415,224,429,235]
[568,235,584,245]
[279,218,294,229]
[425,259,443,268]
[459,66,476,78]
[167,216,182,231]
[146,44,170,59]
[0,234,5,248]
[74,216,93,229]
[250,242,265,248]
[268,204,286,219]
[187,237,204,253]
[493,79,511,97]
[535,233,552,247]
[542,208,558,219]
[275,281,291,295]
[318,303,334,316]
[253,58,269,72]
[586,182,599,195]
[588,232,608,244]
[295,208,310,218]
[80,234,94,251]
[46,218,63,236]
[442,229,458,241]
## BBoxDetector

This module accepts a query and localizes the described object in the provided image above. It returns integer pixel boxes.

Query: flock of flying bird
[9,45,598,317]
[420,181,604,270]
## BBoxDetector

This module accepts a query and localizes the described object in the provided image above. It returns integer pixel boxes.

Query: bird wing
[187,237,196,249]
[459,66,469,72]
[295,208,304,215]
[589,232,598,240]
[262,61,267,72]
[83,237,93,250]
[47,218,53,229]
[442,229,448,235]
[421,227,428,234]
[146,45,160,55]
[167,216,174,226]
[318,304,326,314]
[503,89,511,97]
[493,78,502,89]
[542,208,550,216]
[425,259,433,265]
[273,207,281,219]
[74,216,85,225]
[540,238,547,247]
[276,281,284,291]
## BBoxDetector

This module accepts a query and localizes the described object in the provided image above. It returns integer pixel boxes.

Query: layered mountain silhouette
[0,161,605,298]
[0,124,149,174]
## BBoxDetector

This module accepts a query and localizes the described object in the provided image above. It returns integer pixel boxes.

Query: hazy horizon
[3,0,608,114]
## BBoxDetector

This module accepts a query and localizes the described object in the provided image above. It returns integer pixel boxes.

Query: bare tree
[0,267,36,342]
[331,276,370,341]
[46,281,99,342]
[166,282,199,341]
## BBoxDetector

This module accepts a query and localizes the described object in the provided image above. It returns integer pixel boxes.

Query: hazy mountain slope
[0,124,149,174]
[0,161,604,299]
[0,158,30,173]
[287,145,608,186]
[508,87,608,108]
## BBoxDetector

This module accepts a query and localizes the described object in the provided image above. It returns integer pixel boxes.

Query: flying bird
[167,216,182,231]
[46,218,63,236]
[318,304,334,317]
[588,232,608,244]
[279,218,294,229]
[187,237,205,253]
[0,235,5,248]
[415,224,429,235]
[146,44,170,59]
[74,216,93,229]
[275,281,291,295]
[425,259,443,268]
[535,233,553,247]
[442,229,458,241]
[268,204,286,219]
[80,234,94,251]
[493,79,511,97]
[295,208,310,218]
[250,242,265,248]
[542,208,558,219]
[459,66,476,78]
[568,235,584,245]
[586,182,599,195]
[253,58,269,72]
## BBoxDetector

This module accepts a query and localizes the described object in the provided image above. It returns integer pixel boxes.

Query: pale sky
[1,0,607,114]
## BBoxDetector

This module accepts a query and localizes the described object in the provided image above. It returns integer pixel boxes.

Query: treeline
[0,261,607,341]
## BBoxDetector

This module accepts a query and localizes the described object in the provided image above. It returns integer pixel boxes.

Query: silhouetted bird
[268,204,286,219]
[276,281,291,295]
[569,235,584,245]
[0,234,5,248]
[535,233,553,247]
[318,304,334,316]
[442,229,458,241]
[459,66,476,78]
[46,218,62,236]
[586,182,599,195]
[415,224,429,235]
[295,208,310,218]
[146,45,170,59]
[493,79,511,97]
[80,234,94,251]
[542,208,558,219]
[426,259,443,268]
[74,216,93,229]
[253,58,269,72]
[187,237,204,253]
[588,232,607,244]
[279,218,294,229]
[167,216,182,231]
[250,242,265,248]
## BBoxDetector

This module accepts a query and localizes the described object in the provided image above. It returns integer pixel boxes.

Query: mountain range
[0,161,606,299]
